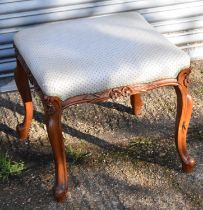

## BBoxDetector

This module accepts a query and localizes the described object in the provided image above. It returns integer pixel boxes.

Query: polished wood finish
[15,50,195,202]
[14,60,33,140]
[130,94,142,116]
[43,96,68,202]
[175,69,195,172]
[61,79,178,108]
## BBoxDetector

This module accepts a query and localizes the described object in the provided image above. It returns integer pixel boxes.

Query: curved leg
[174,69,195,173]
[130,94,142,116]
[14,60,33,140]
[43,96,68,202]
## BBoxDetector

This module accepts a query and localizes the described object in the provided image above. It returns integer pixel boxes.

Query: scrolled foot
[53,184,68,202]
[16,123,30,140]
[182,157,195,173]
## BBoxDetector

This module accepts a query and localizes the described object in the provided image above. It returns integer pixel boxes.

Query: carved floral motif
[109,87,133,100]
[183,73,190,87]
[43,96,62,116]
[178,67,192,88]
[43,97,56,115]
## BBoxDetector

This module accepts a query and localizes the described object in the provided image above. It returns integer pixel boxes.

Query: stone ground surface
[0,61,203,210]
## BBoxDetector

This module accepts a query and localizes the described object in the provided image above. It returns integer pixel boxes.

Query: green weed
[66,145,91,164]
[128,137,152,149]
[0,153,25,181]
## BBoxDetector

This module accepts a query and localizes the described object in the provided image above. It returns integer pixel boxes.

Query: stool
[13,11,195,202]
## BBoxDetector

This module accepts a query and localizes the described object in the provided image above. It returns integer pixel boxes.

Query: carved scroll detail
[62,79,179,108]
[43,96,62,116]
[109,87,133,100]
[183,73,190,87]
[178,67,192,88]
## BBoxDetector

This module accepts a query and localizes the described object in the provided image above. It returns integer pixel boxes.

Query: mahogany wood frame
[14,51,195,202]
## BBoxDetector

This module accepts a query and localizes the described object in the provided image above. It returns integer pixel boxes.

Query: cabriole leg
[174,69,195,172]
[43,96,68,202]
[130,94,142,116]
[14,60,33,140]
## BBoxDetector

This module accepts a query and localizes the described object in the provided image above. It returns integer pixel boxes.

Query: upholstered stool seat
[14,11,195,202]
[14,12,190,100]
